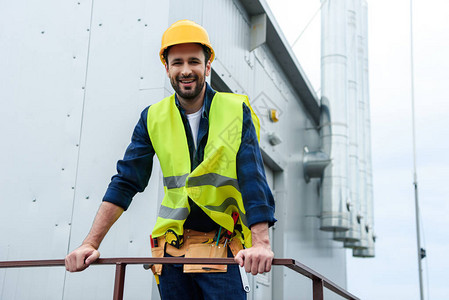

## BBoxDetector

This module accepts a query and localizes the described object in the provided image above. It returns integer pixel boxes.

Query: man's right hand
[65,202,123,272]
[65,244,100,272]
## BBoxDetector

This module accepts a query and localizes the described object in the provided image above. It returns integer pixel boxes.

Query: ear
[205,60,211,77]
[165,62,169,77]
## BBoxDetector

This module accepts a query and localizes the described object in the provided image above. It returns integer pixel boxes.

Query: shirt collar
[175,82,216,119]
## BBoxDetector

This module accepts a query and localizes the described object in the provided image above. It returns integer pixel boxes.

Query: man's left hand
[234,222,274,275]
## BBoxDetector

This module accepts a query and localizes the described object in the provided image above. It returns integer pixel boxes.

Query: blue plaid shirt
[103,83,276,231]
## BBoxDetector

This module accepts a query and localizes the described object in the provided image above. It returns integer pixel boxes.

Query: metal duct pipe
[354,0,375,257]
[320,0,350,232]
[346,0,369,251]
[303,103,331,183]
[303,147,331,183]
[353,234,375,257]
[334,0,361,243]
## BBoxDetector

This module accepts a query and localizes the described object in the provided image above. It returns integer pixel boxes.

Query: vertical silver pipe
[320,0,350,232]
[346,0,369,250]
[356,0,369,250]
[354,0,375,258]
[334,0,361,243]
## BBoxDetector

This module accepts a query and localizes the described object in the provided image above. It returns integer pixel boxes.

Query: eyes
[170,59,202,67]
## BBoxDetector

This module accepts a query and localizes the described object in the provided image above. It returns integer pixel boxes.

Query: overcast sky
[265,0,449,299]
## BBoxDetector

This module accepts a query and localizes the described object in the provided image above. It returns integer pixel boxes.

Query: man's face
[165,43,211,101]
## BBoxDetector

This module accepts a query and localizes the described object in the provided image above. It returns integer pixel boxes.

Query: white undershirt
[186,109,202,149]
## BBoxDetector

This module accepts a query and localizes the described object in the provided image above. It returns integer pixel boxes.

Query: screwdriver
[223,212,239,248]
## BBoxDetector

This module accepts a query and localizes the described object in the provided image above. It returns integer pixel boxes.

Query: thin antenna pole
[409,0,425,299]
[291,0,327,48]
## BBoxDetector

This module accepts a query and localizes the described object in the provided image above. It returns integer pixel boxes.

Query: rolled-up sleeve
[237,103,276,228]
[102,107,155,210]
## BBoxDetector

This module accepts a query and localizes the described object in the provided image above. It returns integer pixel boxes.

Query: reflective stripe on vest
[163,174,189,189]
[147,92,260,248]
[187,173,240,191]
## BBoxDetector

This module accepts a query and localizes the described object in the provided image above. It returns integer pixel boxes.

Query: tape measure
[165,229,183,248]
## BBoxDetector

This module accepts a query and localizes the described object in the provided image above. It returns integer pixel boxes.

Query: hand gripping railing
[0,257,359,300]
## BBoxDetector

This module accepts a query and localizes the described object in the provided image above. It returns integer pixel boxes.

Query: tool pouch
[228,238,244,256]
[150,245,164,276]
[184,243,227,273]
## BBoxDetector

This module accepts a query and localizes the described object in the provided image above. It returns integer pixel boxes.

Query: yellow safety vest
[147,92,260,248]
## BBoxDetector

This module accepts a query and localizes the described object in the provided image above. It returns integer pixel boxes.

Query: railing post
[113,263,127,300]
[313,277,324,300]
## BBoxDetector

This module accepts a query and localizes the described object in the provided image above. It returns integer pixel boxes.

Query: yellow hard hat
[159,19,215,65]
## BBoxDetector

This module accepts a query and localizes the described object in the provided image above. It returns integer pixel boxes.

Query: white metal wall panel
[63,0,169,299]
[168,0,204,25]
[0,0,93,299]
[203,0,253,96]
[252,45,290,158]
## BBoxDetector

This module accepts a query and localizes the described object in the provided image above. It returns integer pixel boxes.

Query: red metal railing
[0,257,359,300]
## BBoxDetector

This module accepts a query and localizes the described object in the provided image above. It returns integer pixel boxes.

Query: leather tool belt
[151,228,243,275]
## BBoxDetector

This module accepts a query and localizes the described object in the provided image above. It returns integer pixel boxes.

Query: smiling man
[65,20,276,299]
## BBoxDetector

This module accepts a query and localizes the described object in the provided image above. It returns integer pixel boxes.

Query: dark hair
[163,43,212,65]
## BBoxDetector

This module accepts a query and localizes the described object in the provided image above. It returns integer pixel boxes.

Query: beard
[170,72,205,100]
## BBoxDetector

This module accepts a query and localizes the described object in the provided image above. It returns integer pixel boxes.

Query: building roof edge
[239,0,321,125]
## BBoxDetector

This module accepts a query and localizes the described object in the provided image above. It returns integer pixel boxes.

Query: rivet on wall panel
[99,24,102,26]
[32,199,37,202]
[72,187,75,189]
[145,24,148,27]
[73,56,76,59]
[55,224,58,227]
[87,28,90,32]
[82,86,85,89]
[76,144,79,147]
[62,168,65,171]
[129,240,133,243]
[41,31,45,34]
[77,2,80,5]
[67,114,70,117]
[85,196,89,199]
[68,223,71,226]
[137,19,141,22]
[140,77,144,80]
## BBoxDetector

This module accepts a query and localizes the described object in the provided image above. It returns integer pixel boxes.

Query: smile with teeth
[180,78,195,83]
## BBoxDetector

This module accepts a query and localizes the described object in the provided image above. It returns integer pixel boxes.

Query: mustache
[177,74,198,81]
